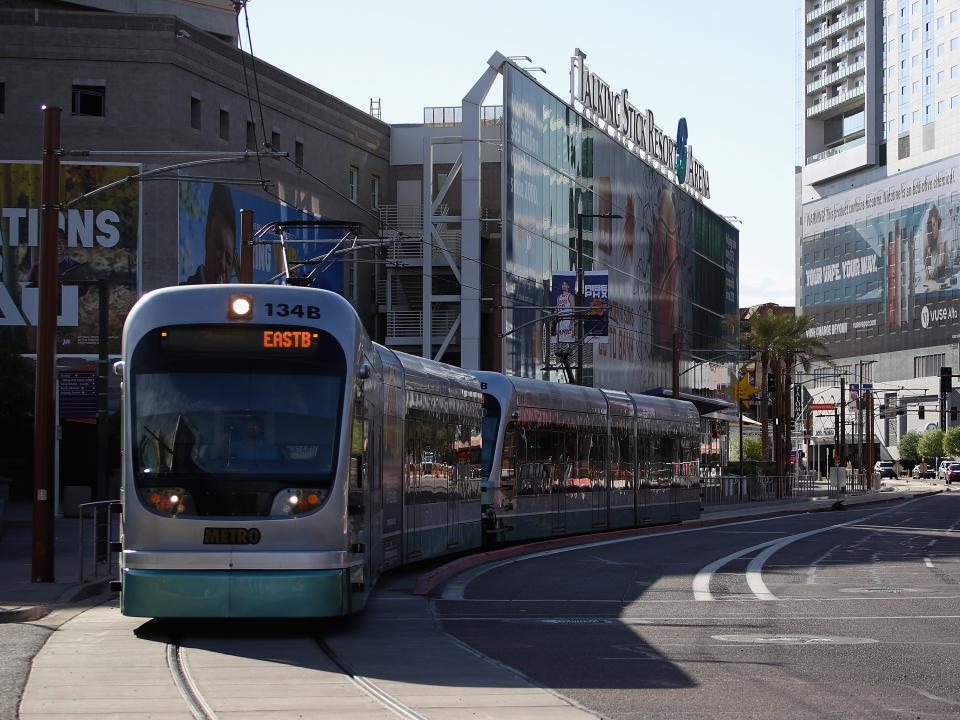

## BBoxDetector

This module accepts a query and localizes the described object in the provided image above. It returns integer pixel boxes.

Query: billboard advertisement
[178,181,344,292]
[0,162,140,355]
[799,158,960,355]
[503,65,738,391]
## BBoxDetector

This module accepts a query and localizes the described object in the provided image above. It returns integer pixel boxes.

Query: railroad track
[165,633,427,720]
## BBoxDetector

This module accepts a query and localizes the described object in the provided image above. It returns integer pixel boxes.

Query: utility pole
[840,377,846,467]
[576,213,584,386]
[33,106,61,583]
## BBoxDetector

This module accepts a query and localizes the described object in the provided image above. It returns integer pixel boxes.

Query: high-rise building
[798,0,960,467]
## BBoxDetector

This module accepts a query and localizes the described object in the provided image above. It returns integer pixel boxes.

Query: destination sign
[159,326,320,354]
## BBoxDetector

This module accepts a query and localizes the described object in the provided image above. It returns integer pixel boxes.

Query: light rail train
[117,285,701,617]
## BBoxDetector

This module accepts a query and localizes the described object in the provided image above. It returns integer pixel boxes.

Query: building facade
[381,54,740,401]
[798,0,960,465]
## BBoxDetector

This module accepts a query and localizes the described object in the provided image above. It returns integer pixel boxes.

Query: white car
[938,460,954,480]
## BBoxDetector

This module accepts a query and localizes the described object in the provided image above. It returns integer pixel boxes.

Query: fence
[700,471,869,507]
[78,499,120,583]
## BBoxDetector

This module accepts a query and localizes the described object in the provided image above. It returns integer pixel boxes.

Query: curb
[0,605,50,624]
[57,577,114,605]
[413,489,945,597]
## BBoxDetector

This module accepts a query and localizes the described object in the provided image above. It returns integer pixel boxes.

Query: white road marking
[703,497,930,602]
[441,515,792,601]
[924,557,935,568]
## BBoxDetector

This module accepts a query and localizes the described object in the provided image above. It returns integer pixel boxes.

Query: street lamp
[575,212,621,386]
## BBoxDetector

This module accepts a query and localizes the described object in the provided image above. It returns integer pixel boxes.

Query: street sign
[734,374,760,408]
[794,385,803,426]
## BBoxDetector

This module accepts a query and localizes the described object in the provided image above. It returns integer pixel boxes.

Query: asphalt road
[435,492,960,720]
[0,623,51,720]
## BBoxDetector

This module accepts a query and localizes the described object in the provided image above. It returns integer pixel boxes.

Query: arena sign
[570,50,710,198]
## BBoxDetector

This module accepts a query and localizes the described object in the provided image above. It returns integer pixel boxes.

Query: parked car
[947,463,960,485]
[874,461,897,479]
[912,462,935,479]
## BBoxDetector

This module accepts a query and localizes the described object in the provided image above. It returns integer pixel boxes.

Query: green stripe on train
[121,568,350,618]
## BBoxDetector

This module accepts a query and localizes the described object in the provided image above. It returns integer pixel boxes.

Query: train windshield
[480,395,501,476]
[130,326,346,517]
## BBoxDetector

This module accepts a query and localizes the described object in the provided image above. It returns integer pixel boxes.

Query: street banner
[809,403,836,411]
[584,270,609,343]
[550,271,577,343]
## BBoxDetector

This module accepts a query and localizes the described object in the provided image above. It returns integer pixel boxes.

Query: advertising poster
[503,65,738,391]
[178,181,344,292]
[800,159,960,355]
[0,162,140,355]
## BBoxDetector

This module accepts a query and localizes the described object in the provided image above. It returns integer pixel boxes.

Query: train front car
[118,285,380,618]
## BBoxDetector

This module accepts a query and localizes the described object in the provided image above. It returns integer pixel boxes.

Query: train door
[637,431,651,525]
[404,422,423,560]
[348,380,373,594]
[367,400,383,586]
[665,435,681,521]
[445,424,461,549]
[590,429,608,529]
[552,428,570,532]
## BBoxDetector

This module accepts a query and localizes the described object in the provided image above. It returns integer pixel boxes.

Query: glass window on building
[938,16,945,28]
[939,100,945,114]
[938,70,945,83]
[912,54,919,67]
[295,139,304,166]
[370,175,380,209]
[219,108,229,141]
[952,10,959,23]
[952,37,959,50]
[246,120,257,150]
[0,82,4,115]
[348,166,359,203]
[953,65,960,78]
[914,353,946,378]
[190,95,201,131]
[72,84,105,117]
[938,43,945,56]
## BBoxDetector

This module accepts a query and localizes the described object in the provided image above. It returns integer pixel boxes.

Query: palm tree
[771,314,831,475]
[743,310,831,469]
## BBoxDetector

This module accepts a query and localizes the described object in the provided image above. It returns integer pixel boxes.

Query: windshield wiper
[143,425,175,457]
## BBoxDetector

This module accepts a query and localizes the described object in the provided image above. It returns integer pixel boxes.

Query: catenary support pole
[33,106,61,583]
[240,209,254,283]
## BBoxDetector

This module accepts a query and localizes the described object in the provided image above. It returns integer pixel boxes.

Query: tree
[918,429,945,461]
[897,430,921,463]
[730,435,762,462]
[943,427,960,457]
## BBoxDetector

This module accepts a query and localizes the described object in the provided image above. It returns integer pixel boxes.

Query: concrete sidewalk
[0,502,113,623]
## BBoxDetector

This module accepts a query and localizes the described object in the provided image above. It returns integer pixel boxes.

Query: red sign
[809,403,836,411]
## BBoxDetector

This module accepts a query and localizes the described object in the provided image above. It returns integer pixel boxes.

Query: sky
[245,0,798,308]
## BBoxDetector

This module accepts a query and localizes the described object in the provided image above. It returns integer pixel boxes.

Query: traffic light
[918,406,925,419]
[767,372,776,394]
[941,366,953,395]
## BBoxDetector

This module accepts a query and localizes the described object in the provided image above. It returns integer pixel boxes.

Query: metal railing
[700,471,856,507]
[78,500,120,583]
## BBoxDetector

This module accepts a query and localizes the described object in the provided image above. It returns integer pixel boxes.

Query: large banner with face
[503,65,738,391]
[178,181,345,292]
[0,162,140,355]
[800,158,960,355]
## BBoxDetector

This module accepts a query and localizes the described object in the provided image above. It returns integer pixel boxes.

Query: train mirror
[112,360,125,378]
[357,363,371,380]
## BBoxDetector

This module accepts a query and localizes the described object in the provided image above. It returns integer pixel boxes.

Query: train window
[480,396,501,476]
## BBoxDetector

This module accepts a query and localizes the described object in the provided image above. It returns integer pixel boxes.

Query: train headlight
[270,488,326,516]
[228,294,253,320]
[141,487,194,516]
